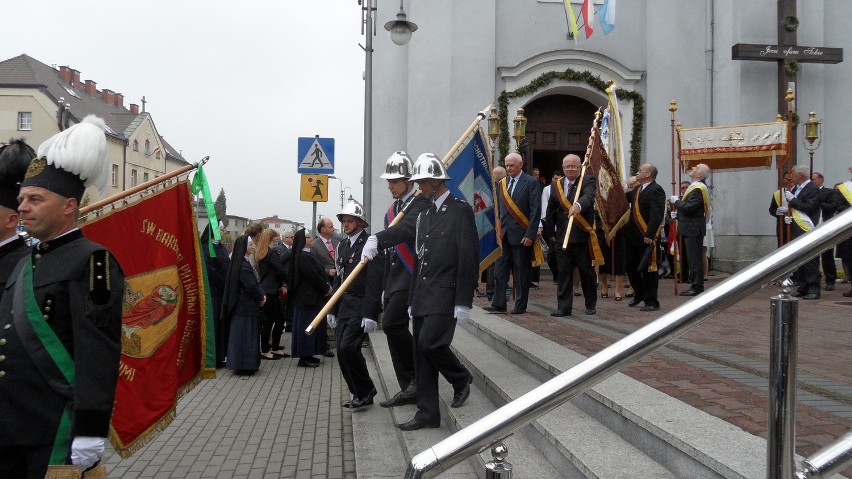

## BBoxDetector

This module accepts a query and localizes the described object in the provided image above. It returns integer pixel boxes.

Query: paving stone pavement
[103,332,357,479]
[481,269,852,476]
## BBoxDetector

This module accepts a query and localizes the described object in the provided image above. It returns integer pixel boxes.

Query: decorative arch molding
[497,50,645,172]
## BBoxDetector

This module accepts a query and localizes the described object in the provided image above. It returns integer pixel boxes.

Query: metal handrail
[404,207,852,478]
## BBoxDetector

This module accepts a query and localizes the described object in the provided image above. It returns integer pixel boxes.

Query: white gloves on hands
[784,216,793,225]
[362,318,378,333]
[362,235,379,261]
[454,305,471,325]
[784,190,795,202]
[669,211,677,219]
[407,306,413,319]
[776,206,788,215]
[71,436,105,470]
[670,195,679,204]
[327,314,338,329]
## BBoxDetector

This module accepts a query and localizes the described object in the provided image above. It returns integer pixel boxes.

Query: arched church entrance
[518,94,598,182]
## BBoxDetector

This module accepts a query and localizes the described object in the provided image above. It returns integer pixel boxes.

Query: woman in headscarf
[256,228,290,359]
[221,235,266,375]
[289,229,333,367]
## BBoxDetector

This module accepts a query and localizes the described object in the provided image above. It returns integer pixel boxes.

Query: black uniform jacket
[787,181,821,238]
[0,230,124,445]
[331,231,382,320]
[544,174,597,244]
[626,181,666,245]
[675,182,708,238]
[408,194,478,316]
[374,194,431,297]
[0,236,30,298]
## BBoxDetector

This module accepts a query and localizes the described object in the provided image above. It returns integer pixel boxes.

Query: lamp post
[329,175,344,209]
[803,110,822,173]
[384,0,418,45]
[487,105,501,164]
[512,107,527,153]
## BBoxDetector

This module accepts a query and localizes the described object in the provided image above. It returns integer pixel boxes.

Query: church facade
[368,0,850,271]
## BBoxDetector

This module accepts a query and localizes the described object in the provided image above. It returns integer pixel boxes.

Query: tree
[214,188,227,226]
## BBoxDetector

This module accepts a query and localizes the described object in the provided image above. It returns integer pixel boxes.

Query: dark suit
[816,186,838,286]
[0,230,124,478]
[832,181,852,264]
[406,193,476,423]
[492,172,541,311]
[371,193,430,391]
[331,231,381,400]
[311,235,340,284]
[544,175,597,313]
[788,181,822,296]
[258,247,288,353]
[0,236,29,301]
[625,181,666,308]
[674,182,708,292]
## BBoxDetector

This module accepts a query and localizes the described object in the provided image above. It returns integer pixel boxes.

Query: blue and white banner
[446,128,500,273]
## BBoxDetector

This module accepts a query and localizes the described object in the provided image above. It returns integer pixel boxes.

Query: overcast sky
[3,0,371,227]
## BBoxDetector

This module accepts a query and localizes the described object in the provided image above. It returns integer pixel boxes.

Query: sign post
[298,135,335,235]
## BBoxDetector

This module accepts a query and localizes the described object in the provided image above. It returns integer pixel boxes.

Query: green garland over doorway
[498,68,644,174]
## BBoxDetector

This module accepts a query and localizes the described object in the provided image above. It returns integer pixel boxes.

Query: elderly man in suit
[484,152,541,314]
[812,172,838,291]
[784,165,822,299]
[671,163,711,296]
[625,163,666,311]
[312,217,340,283]
[544,154,598,316]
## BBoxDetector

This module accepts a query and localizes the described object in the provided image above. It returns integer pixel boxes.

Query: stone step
[461,309,769,479]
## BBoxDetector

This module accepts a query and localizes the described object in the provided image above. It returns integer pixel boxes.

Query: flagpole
[783,88,795,245]
[80,157,207,217]
[306,109,490,335]
[562,109,601,250]
[669,101,680,295]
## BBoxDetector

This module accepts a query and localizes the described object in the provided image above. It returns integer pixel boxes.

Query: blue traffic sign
[297,136,335,174]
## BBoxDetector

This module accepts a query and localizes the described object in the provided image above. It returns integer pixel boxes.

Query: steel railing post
[767,281,799,479]
[484,443,512,479]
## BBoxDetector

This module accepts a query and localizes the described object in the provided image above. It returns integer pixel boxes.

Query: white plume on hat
[36,115,110,192]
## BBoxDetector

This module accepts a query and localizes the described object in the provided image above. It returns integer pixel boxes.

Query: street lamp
[803,110,822,173]
[512,107,527,153]
[487,105,500,163]
[329,175,344,208]
[383,0,418,46]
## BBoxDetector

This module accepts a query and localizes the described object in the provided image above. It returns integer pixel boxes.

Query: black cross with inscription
[731,0,843,117]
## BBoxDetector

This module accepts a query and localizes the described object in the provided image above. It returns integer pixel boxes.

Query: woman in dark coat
[256,228,290,359]
[221,235,266,375]
[289,229,333,367]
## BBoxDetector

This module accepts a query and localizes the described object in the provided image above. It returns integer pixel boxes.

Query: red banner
[588,124,630,243]
[81,181,213,457]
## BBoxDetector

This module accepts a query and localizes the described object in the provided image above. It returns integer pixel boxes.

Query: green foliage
[214,188,227,225]
[784,60,799,77]
[497,67,644,174]
[782,15,799,32]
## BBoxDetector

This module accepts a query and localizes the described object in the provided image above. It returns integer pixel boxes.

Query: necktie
[566,180,574,198]
[327,239,335,260]
[508,177,516,196]
[394,199,403,215]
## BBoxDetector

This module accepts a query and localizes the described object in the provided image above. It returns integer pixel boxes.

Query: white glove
[776,206,788,215]
[326,314,337,329]
[362,235,379,261]
[670,211,677,219]
[784,190,795,202]
[362,318,377,333]
[71,436,105,470]
[784,216,793,224]
[407,306,413,319]
[381,291,385,305]
[454,305,471,325]
[670,195,679,204]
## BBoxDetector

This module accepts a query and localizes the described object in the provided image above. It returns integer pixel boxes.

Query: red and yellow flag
[81,181,214,457]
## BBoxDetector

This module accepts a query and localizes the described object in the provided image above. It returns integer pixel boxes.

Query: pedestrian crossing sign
[300,174,329,202]
[297,136,335,174]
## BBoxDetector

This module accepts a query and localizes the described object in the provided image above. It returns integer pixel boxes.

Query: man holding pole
[544,154,599,316]
[625,163,666,311]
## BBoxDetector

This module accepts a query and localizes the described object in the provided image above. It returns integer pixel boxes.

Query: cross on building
[731,0,843,119]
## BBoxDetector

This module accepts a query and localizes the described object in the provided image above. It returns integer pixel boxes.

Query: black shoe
[628,299,641,307]
[679,290,699,297]
[270,349,290,358]
[483,305,506,313]
[380,389,418,408]
[396,417,440,431]
[510,308,526,314]
[323,350,335,358]
[802,293,820,300]
[640,305,660,312]
[530,282,539,289]
[260,352,280,360]
[298,358,320,368]
[343,388,377,409]
[550,310,570,317]
[824,284,835,291]
[475,288,487,297]
[451,376,472,408]
[585,308,596,315]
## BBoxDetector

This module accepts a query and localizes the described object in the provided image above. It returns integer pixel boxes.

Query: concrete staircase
[355,307,774,478]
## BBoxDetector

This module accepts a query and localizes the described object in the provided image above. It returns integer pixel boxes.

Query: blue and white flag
[599,0,616,35]
[446,128,500,274]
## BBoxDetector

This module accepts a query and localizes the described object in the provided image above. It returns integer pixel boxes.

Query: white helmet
[410,153,451,181]
[379,151,414,179]
[337,200,368,227]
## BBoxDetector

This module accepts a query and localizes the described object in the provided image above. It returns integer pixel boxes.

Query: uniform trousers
[336,317,375,399]
[555,242,597,312]
[683,236,704,292]
[412,314,470,422]
[492,239,533,311]
[0,444,51,479]
[382,290,416,391]
[625,242,660,308]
